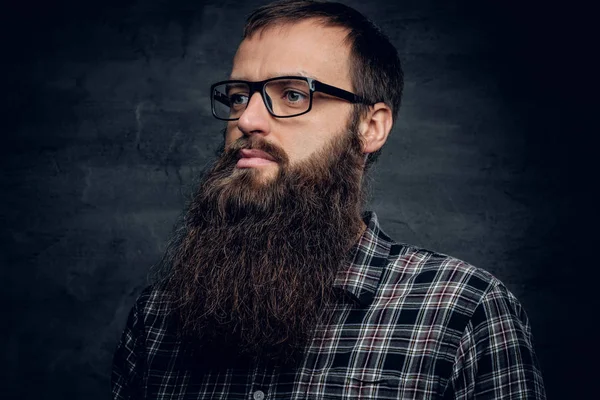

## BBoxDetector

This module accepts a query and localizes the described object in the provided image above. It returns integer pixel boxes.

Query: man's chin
[233,164,280,184]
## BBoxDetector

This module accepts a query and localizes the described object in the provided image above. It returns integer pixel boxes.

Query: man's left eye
[285,91,306,102]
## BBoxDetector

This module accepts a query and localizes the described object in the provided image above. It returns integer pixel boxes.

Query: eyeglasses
[210,76,371,121]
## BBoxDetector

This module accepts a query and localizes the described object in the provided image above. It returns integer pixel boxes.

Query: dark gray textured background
[1,0,594,399]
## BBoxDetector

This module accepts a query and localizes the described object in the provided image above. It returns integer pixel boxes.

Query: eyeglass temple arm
[313,81,371,105]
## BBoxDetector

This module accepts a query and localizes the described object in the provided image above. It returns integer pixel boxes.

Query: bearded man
[112,1,546,399]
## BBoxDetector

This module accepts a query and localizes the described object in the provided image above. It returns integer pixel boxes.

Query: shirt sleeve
[112,298,147,400]
[446,282,546,399]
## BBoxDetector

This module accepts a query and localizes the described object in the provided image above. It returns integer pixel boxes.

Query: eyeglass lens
[212,78,311,120]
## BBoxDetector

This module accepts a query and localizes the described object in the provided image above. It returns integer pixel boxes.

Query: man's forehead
[244,18,349,42]
[229,20,352,85]
[228,70,317,81]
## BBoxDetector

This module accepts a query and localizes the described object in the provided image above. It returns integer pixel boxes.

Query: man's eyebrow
[225,82,247,89]
[228,71,318,81]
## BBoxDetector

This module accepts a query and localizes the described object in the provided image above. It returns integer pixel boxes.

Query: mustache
[223,136,290,166]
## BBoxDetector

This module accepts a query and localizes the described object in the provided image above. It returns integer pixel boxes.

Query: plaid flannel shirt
[112,212,546,399]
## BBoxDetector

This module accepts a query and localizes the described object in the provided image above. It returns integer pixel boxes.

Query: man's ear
[357,102,393,154]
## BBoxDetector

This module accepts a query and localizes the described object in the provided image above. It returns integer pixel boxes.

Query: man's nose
[236,92,272,137]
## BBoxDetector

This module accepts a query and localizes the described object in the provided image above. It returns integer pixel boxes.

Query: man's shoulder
[393,243,497,284]
[382,241,504,307]
[362,212,508,308]
[130,283,174,319]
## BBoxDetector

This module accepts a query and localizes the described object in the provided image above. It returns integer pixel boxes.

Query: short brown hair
[243,0,403,167]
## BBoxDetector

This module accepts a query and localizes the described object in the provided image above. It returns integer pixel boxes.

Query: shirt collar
[333,211,394,308]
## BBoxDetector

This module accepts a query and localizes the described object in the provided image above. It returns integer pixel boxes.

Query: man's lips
[236,148,278,168]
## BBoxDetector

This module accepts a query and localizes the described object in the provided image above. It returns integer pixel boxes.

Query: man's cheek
[225,123,239,140]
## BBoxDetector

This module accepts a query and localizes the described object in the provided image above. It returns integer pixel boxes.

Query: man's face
[225,19,358,182]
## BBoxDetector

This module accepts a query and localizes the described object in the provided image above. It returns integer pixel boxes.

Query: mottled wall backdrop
[1,0,593,399]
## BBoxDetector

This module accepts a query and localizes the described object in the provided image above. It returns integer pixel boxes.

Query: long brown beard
[159,121,366,363]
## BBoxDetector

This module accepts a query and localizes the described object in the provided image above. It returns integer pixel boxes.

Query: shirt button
[253,390,265,400]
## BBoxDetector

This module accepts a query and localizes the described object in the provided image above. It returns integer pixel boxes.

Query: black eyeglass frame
[210,75,372,121]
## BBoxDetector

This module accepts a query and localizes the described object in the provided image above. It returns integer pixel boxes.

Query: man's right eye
[230,93,249,105]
